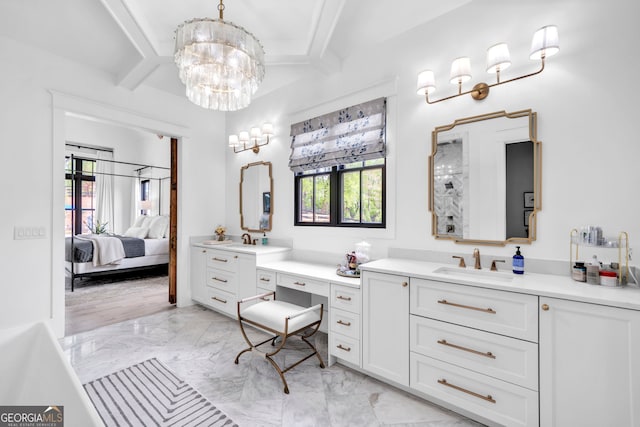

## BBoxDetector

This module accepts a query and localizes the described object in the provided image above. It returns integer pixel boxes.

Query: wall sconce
[417,25,559,104]
[229,123,274,154]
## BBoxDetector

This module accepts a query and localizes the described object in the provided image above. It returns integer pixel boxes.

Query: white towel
[76,235,125,266]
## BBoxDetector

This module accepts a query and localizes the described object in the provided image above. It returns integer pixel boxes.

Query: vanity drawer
[410,278,538,342]
[277,273,329,297]
[256,269,276,291]
[330,307,360,340]
[329,333,360,366]
[331,284,361,314]
[410,315,538,390]
[206,287,236,317]
[206,249,238,272]
[410,353,539,427]
[206,268,238,293]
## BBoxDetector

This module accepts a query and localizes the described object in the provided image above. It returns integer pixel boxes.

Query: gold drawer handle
[259,277,271,282]
[541,303,549,311]
[212,257,228,263]
[437,339,496,359]
[337,344,351,352]
[437,299,496,314]
[337,320,351,327]
[402,282,408,287]
[337,295,352,301]
[293,281,306,286]
[201,249,206,253]
[437,379,496,404]
[212,277,228,283]
[212,296,227,304]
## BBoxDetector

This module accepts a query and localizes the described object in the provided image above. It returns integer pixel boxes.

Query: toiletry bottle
[513,246,524,274]
[586,254,600,285]
[261,232,268,245]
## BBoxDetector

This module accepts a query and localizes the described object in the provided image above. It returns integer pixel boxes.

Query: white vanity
[360,258,640,427]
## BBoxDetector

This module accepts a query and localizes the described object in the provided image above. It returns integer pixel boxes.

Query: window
[140,179,150,215]
[295,159,385,227]
[290,97,387,228]
[65,157,96,236]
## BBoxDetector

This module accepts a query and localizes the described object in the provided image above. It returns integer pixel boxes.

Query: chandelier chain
[218,0,225,19]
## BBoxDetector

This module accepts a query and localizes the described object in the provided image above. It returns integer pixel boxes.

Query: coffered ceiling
[0,0,470,101]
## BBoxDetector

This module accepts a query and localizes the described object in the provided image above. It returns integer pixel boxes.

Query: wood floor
[65,269,175,336]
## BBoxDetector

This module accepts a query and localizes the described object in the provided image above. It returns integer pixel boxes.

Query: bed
[65,215,170,291]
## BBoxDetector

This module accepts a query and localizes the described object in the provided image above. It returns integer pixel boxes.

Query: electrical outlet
[14,226,46,240]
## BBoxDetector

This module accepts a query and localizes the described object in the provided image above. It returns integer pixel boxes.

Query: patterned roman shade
[288,97,386,172]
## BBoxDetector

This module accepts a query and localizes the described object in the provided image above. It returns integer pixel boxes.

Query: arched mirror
[240,161,273,232]
[429,110,541,246]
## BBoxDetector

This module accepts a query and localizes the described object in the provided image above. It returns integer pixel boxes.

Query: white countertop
[193,242,291,256]
[360,258,640,311]
[258,260,361,288]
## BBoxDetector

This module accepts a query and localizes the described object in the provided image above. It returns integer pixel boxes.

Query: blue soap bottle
[513,246,524,274]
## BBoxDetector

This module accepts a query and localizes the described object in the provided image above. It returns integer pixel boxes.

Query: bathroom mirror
[429,110,541,245]
[240,161,273,232]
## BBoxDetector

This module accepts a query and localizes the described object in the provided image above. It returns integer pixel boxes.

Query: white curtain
[95,151,115,233]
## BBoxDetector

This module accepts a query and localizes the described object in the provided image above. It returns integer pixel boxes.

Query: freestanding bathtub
[0,321,103,426]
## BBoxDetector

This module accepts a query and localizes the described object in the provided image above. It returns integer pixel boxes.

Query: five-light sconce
[229,123,274,154]
[417,25,559,104]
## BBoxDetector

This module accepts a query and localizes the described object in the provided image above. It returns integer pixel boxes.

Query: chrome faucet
[473,248,481,269]
[241,233,251,245]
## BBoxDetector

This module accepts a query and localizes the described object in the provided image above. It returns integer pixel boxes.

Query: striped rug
[84,358,237,427]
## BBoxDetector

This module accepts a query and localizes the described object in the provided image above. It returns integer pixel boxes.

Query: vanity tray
[336,269,360,278]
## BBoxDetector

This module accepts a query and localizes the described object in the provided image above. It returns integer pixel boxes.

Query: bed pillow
[132,215,147,228]
[141,216,154,229]
[123,226,149,239]
[147,215,169,239]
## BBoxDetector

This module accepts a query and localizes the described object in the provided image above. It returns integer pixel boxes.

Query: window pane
[299,176,314,222]
[341,170,360,223]
[361,168,383,223]
[342,161,364,170]
[365,158,385,167]
[81,210,95,234]
[314,175,331,223]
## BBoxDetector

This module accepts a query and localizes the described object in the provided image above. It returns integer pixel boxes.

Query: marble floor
[60,305,484,427]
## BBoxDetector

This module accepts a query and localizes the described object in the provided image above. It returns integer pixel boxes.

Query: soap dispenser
[513,246,524,274]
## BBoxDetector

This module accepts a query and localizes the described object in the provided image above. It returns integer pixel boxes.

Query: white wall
[225,0,640,265]
[0,35,226,336]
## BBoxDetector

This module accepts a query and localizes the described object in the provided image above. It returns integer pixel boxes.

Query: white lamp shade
[250,127,261,139]
[416,70,436,95]
[239,131,250,142]
[530,25,559,60]
[228,134,239,147]
[261,123,274,136]
[486,43,512,73]
[449,57,472,84]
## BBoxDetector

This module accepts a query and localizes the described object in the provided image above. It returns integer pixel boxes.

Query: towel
[76,235,125,266]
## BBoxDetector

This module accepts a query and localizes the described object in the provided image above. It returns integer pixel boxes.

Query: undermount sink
[433,266,514,282]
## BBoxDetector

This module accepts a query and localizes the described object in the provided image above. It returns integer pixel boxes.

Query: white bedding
[144,238,169,256]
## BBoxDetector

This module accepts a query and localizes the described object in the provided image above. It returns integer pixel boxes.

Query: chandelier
[174,0,265,111]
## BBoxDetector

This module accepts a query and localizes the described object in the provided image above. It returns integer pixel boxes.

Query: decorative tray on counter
[336,268,360,278]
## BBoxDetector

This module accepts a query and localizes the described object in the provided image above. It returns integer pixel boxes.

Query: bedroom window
[289,97,387,228]
[65,157,96,236]
[140,179,150,215]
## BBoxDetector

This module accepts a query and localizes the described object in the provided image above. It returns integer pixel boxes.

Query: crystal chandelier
[174,0,265,111]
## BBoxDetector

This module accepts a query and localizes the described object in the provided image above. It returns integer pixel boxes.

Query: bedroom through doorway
[63,116,177,335]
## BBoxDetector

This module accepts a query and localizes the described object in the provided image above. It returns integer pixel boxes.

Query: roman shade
[288,97,386,173]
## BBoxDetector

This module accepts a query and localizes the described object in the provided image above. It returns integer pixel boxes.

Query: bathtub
[0,321,103,426]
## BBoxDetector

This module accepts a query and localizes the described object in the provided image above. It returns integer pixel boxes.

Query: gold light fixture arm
[218,0,224,19]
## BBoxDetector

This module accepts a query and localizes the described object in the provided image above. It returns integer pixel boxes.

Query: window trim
[294,160,386,228]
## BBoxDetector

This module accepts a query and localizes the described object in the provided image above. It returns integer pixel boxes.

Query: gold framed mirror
[240,161,273,232]
[429,109,541,246]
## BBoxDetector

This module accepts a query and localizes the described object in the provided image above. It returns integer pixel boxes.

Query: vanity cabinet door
[539,297,640,427]
[190,246,207,304]
[362,271,409,386]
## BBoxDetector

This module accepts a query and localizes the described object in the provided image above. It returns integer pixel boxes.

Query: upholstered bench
[234,292,325,394]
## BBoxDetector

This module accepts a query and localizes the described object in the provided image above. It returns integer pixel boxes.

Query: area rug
[84,358,237,427]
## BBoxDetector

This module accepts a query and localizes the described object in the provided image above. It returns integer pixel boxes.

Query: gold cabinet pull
[212,277,227,283]
[437,339,496,359]
[212,257,228,263]
[402,282,408,287]
[337,295,351,301]
[293,281,306,286]
[437,379,496,404]
[259,277,271,282]
[541,303,549,311]
[201,249,206,253]
[212,296,227,304]
[337,320,352,327]
[337,344,351,352]
[437,299,496,314]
